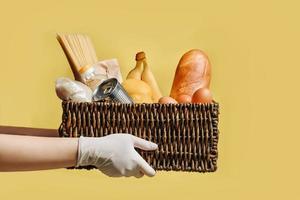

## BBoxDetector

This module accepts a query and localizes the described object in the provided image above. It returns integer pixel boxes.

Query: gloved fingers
[104,167,143,178]
[122,168,142,178]
[131,135,158,151]
[134,151,156,177]
[100,167,123,178]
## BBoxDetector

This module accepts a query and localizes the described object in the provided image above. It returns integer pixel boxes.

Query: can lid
[92,78,118,101]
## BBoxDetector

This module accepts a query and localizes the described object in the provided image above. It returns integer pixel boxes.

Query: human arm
[0,133,158,177]
[0,134,77,171]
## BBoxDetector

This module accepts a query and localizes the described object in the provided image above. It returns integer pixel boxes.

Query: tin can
[92,78,133,103]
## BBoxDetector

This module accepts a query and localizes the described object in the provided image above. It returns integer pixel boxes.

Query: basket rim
[61,100,219,106]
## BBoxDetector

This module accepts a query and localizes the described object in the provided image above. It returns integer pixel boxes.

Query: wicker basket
[59,101,220,172]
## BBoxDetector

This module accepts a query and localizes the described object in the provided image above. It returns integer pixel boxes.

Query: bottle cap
[135,52,146,61]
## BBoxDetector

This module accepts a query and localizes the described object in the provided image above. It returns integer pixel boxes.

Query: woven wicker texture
[59,101,220,172]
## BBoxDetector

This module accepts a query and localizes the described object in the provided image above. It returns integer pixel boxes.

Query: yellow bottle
[140,54,162,102]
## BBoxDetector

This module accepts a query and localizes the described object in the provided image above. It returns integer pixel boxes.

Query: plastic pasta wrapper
[55,77,93,102]
[79,59,123,91]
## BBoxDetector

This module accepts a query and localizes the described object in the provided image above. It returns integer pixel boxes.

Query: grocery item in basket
[56,33,98,82]
[140,52,162,102]
[79,59,122,91]
[126,52,144,80]
[103,59,122,82]
[123,52,161,103]
[55,77,93,102]
[79,64,107,91]
[177,94,192,103]
[123,52,156,103]
[93,78,133,103]
[158,96,178,104]
[192,88,213,103]
[170,49,211,101]
[122,79,153,103]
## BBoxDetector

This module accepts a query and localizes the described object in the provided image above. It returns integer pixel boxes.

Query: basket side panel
[59,102,220,172]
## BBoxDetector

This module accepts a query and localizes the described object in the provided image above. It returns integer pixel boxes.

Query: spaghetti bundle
[57,33,98,81]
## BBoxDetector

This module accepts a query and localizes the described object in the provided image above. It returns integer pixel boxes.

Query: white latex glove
[76,134,158,178]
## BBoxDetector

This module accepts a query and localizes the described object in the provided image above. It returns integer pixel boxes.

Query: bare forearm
[0,134,78,171]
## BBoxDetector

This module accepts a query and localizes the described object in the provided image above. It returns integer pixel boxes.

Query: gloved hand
[76,134,158,178]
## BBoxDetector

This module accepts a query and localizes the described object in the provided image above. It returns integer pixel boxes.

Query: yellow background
[0,0,299,199]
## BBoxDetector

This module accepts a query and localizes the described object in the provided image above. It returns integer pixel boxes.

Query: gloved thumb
[131,135,158,151]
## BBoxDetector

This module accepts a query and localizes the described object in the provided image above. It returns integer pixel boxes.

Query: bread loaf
[170,49,211,100]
